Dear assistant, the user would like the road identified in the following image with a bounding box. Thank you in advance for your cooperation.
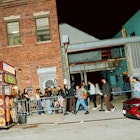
[0,96,140,140]
[0,117,140,140]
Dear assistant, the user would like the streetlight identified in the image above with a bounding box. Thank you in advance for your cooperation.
[62,35,71,88]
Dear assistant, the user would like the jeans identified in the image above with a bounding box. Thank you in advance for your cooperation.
[46,99,52,114]
[25,100,30,115]
[76,99,88,112]
[134,92,140,98]
[36,100,43,115]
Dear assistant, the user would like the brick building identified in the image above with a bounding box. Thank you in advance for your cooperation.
[0,0,64,93]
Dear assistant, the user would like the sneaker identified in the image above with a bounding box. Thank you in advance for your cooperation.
[88,105,91,108]
[105,110,111,113]
[85,111,89,114]
[92,107,98,110]
[111,107,116,112]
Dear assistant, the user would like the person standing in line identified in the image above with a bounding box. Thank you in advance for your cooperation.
[68,85,76,113]
[75,85,89,114]
[88,81,97,110]
[95,83,101,107]
[35,88,44,115]
[131,77,140,98]
[101,78,115,113]
[44,87,53,114]
[123,76,132,99]
[63,84,69,112]
[57,86,68,115]
[23,88,30,115]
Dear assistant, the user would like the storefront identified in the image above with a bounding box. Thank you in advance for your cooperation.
[69,39,140,93]
[0,61,18,128]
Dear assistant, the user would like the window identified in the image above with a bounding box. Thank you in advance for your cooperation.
[7,21,21,46]
[36,17,51,42]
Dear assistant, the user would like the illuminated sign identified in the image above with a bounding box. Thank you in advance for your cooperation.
[3,62,15,75]
[4,74,16,84]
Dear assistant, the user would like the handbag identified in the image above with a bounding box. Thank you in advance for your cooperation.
[82,92,87,99]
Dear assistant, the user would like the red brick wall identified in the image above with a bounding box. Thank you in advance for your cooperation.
[0,0,64,93]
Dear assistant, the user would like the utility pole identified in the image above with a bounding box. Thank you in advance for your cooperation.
[62,35,71,88]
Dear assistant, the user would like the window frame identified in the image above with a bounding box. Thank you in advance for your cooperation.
[6,20,21,46]
[35,16,51,42]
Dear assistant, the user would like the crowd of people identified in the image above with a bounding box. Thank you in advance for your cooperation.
[17,77,119,116]
[16,75,140,117]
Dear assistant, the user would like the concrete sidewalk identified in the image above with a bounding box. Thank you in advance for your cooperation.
[24,95,126,126]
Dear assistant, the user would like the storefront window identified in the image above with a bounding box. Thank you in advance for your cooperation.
[7,21,21,46]
[36,17,51,42]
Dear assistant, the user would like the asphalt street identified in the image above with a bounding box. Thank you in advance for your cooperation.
[0,96,140,140]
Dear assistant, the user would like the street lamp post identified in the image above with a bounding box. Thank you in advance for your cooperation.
[62,35,71,88]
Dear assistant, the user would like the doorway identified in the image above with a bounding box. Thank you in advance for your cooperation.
[87,71,103,87]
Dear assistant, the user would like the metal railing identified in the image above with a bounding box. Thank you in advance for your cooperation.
[18,96,76,116]
[111,90,133,95]
[17,91,133,117]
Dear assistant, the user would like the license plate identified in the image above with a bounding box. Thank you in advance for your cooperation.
[123,110,126,114]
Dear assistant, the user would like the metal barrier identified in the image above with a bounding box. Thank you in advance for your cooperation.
[111,90,133,95]
[18,96,76,116]
[17,91,132,118]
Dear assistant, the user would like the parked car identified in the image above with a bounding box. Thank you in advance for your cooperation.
[123,98,140,120]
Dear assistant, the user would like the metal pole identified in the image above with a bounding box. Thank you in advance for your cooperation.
[64,43,71,88]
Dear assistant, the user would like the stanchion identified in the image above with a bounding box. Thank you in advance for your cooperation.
[99,95,105,111]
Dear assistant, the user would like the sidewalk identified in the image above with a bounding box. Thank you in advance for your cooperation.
[25,96,126,126]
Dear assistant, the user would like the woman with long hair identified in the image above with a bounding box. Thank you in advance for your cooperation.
[131,77,140,98]
[57,86,68,115]
[35,88,44,115]
[44,87,53,114]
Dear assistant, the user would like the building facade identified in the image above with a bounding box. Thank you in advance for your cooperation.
[0,0,64,93]
[114,10,140,38]
[59,23,140,92]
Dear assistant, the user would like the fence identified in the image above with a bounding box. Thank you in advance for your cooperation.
[18,90,133,115]
[18,96,76,116]
[111,90,133,95]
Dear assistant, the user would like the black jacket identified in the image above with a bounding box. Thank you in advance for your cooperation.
[102,82,111,96]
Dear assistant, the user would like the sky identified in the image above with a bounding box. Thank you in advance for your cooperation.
[56,0,140,39]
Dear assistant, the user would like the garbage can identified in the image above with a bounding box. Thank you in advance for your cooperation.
[18,113,27,124]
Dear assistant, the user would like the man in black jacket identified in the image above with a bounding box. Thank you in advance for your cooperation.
[101,78,115,113]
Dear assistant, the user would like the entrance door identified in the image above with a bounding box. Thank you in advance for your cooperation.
[87,71,103,85]
[70,73,81,87]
